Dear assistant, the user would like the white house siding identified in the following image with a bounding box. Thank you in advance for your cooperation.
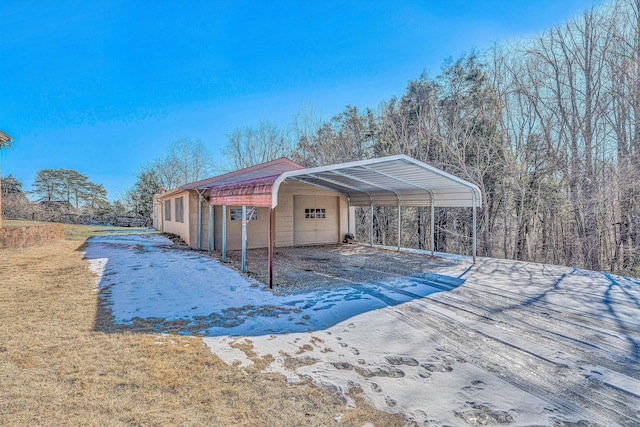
[207,181,351,251]
[213,205,270,251]
[161,191,191,244]
[189,191,213,250]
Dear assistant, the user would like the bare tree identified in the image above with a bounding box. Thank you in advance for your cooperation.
[223,120,293,170]
[142,137,216,190]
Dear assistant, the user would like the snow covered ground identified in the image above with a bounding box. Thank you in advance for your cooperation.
[85,233,640,426]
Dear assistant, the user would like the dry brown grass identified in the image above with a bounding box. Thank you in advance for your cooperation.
[0,226,411,426]
[3,219,152,241]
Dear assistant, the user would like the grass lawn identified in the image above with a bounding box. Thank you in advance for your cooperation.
[0,223,406,426]
[2,219,153,241]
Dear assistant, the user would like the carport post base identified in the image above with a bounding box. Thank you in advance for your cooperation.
[241,205,247,273]
[268,208,275,289]
[222,205,227,262]
[208,203,213,254]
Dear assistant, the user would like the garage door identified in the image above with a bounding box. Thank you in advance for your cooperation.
[293,196,339,245]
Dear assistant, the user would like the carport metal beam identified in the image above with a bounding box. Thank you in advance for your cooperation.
[268,154,482,264]
[222,205,227,262]
[327,169,403,251]
[241,205,247,273]
[297,174,374,205]
[360,165,437,255]
[268,208,275,288]
[208,204,213,254]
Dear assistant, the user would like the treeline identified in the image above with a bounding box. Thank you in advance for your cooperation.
[221,0,640,276]
[1,170,134,224]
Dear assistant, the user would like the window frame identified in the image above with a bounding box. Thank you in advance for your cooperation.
[175,196,184,223]
[164,199,171,221]
[304,208,326,219]
[230,208,258,221]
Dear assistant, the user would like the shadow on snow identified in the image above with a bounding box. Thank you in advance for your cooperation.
[83,234,465,338]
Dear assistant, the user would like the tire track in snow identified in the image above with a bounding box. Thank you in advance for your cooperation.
[401,275,640,375]
[387,293,639,426]
[304,264,640,424]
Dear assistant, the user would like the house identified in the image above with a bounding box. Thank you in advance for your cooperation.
[153,155,482,288]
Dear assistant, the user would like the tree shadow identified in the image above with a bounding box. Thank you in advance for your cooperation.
[603,273,640,360]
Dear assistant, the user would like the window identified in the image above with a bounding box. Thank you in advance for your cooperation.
[230,208,257,221]
[175,197,184,223]
[164,200,171,221]
[304,208,326,219]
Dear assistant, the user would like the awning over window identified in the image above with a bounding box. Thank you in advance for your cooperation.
[207,175,278,207]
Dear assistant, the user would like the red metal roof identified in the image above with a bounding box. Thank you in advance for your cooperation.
[181,158,303,191]
[207,174,279,207]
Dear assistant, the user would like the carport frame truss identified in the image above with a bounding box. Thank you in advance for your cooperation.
[208,155,482,289]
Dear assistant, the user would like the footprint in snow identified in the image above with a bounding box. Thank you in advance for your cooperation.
[354,365,405,378]
[385,355,419,366]
[349,347,360,355]
[461,380,486,396]
[420,363,453,373]
[332,362,352,370]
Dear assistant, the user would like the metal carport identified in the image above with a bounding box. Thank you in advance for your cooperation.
[204,155,482,289]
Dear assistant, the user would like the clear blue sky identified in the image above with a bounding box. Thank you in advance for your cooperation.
[0,0,596,200]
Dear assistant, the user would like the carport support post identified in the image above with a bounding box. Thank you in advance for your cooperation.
[268,208,275,289]
[222,205,227,262]
[397,202,401,251]
[370,203,374,246]
[430,202,435,257]
[208,203,213,254]
[241,205,247,273]
[472,204,477,263]
[197,191,203,249]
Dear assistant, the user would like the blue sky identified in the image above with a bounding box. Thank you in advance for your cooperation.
[0,0,595,200]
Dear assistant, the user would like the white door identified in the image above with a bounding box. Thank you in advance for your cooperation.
[293,196,338,245]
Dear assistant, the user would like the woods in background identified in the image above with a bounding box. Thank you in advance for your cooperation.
[222,0,640,276]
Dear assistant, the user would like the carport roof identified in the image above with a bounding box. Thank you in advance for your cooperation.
[203,155,481,208]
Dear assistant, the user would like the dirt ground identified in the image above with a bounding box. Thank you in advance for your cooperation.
[221,244,457,293]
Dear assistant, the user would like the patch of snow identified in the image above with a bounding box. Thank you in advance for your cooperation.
[84,233,640,426]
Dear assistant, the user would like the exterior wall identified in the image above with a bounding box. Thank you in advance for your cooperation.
[190,190,213,250]
[209,181,349,250]
[160,190,191,244]
[275,181,349,247]
[162,181,351,251]
[213,205,270,251]
[0,224,64,249]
